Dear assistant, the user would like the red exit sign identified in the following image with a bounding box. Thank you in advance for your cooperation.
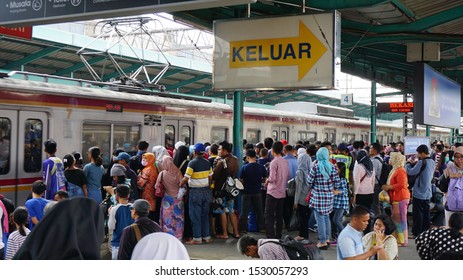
[106,103,123,112]
[377,102,414,113]
[0,26,32,39]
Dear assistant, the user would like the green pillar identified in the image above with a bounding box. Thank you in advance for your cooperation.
[450,129,455,144]
[426,125,431,137]
[370,81,377,144]
[233,91,244,169]
[457,129,461,143]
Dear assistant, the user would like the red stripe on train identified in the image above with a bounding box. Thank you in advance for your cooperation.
[0,177,42,186]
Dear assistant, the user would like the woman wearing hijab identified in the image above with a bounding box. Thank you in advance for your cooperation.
[307,147,341,249]
[173,145,193,242]
[353,149,376,228]
[155,157,185,239]
[131,232,190,260]
[137,153,158,222]
[294,148,312,241]
[439,146,463,226]
[14,197,104,259]
[152,146,170,170]
[381,152,410,246]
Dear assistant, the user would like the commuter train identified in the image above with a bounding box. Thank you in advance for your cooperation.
[0,73,450,204]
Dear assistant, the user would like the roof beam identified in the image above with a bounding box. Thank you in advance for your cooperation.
[186,85,212,95]
[342,6,463,33]
[165,74,210,91]
[53,56,106,76]
[342,33,463,49]
[252,91,286,103]
[390,0,415,19]
[3,46,61,70]
[285,0,390,10]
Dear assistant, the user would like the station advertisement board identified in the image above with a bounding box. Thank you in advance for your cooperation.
[0,0,256,26]
[0,26,32,39]
[213,12,341,90]
[404,136,430,156]
[414,63,461,129]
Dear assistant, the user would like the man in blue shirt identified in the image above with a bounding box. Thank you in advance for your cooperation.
[337,205,383,260]
[283,145,297,230]
[42,139,66,200]
[108,184,133,260]
[239,149,267,233]
[25,181,49,230]
[406,144,434,238]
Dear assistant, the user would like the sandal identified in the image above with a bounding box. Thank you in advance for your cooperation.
[215,235,229,239]
[185,240,202,245]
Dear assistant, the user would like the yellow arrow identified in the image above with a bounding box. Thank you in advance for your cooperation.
[229,20,328,81]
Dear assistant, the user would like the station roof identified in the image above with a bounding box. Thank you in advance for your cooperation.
[0,0,462,121]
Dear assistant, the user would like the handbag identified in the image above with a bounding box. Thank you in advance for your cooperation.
[154,173,165,198]
[286,178,296,197]
[220,158,240,198]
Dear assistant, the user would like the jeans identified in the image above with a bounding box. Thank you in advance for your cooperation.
[67,182,84,198]
[240,193,265,232]
[313,209,331,243]
[332,208,345,237]
[412,197,430,237]
[265,194,285,239]
[189,187,211,241]
[111,246,119,260]
[88,188,102,204]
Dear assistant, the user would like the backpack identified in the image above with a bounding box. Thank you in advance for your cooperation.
[374,157,392,186]
[264,235,324,260]
[446,166,463,211]
[407,158,428,189]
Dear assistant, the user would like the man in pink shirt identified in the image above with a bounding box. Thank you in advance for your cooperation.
[264,141,290,239]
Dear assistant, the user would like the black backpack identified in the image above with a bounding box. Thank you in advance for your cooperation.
[265,235,324,260]
[374,157,392,186]
[407,158,428,189]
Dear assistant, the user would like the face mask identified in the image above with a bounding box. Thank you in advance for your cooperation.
[141,159,148,166]
[445,157,450,163]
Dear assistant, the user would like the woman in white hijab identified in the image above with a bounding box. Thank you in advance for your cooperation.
[152,146,170,170]
[131,232,190,260]
[294,148,312,241]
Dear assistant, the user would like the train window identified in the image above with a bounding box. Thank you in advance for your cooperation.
[24,119,42,173]
[272,130,278,141]
[211,127,228,143]
[281,131,287,141]
[181,126,191,146]
[324,129,336,144]
[385,133,394,144]
[341,133,355,144]
[0,118,11,175]
[377,135,384,145]
[298,131,317,143]
[114,125,140,153]
[246,129,260,144]
[82,124,111,167]
[165,125,175,150]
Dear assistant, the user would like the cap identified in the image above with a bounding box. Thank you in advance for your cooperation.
[337,143,348,152]
[115,152,130,162]
[110,163,126,177]
[132,199,150,215]
[194,143,205,153]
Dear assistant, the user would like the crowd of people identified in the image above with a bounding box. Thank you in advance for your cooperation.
[2,137,463,260]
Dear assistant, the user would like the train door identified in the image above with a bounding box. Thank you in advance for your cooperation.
[323,128,336,144]
[163,119,194,150]
[0,110,47,205]
[271,126,289,141]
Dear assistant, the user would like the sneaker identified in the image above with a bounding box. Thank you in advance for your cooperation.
[309,227,317,233]
[329,240,337,245]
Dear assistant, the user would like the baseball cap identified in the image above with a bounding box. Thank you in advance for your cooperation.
[110,163,126,177]
[337,143,348,152]
[115,152,131,162]
[194,143,205,153]
[131,199,150,215]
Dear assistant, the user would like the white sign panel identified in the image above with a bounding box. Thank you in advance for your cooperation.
[213,12,340,91]
[404,136,430,156]
[340,94,353,106]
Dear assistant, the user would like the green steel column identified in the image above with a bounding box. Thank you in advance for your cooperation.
[426,125,431,137]
[370,81,377,144]
[450,129,455,144]
[233,91,244,169]
[457,129,461,143]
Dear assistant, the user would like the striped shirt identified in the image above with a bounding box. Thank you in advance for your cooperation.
[185,156,212,188]
[5,228,30,260]
[258,239,290,260]
[307,161,341,215]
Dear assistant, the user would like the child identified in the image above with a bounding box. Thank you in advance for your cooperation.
[332,162,350,241]
[5,207,30,259]
[25,180,49,230]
